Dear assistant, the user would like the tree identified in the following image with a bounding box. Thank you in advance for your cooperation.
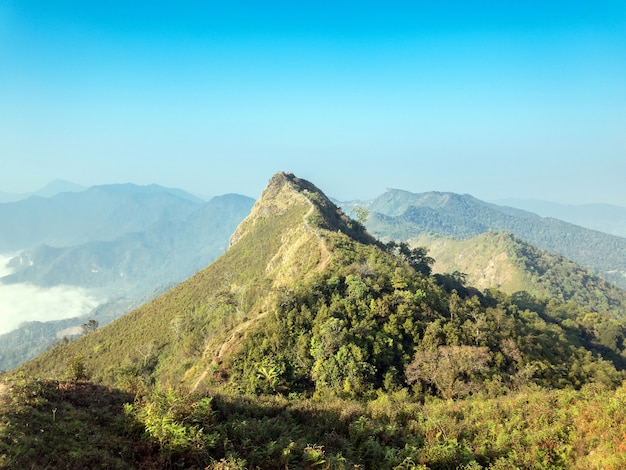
[406,345,491,399]
[81,319,99,335]
[68,355,89,381]
[353,206,370,225]
[385,241,434,276]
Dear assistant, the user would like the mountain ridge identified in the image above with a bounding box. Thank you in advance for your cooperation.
[494,198,626,237]
[0,179,86,203]
[342,189,626,289]
[0,183,204,251]
[15,172,364,387]
[16,172,626,392]
[6,172,626,469]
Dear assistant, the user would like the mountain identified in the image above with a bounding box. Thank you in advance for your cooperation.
[4,172,626,468]
[344,189,626,290]
[31,179,87,198]
[16,173,626,390]
[0,179,86,203]
[15,173,374,385]
[413,231,626,315]
[0,193,254,370]
[494,198,626,238]
[0,183,204,251]
[2,193,254,297]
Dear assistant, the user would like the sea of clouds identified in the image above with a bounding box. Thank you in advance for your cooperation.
[0,254,101,335]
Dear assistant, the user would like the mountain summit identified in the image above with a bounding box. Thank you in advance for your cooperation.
[7,173,626,469]
[19,172,374,389]
[228,172,374,284]
[19,172,626,399]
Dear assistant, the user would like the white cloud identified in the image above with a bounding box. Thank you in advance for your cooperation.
[0,254,15,278]
[0,253,102,335]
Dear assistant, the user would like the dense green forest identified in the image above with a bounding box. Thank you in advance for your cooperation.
[2,173,626,468]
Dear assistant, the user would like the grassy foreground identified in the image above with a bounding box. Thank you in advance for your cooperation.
[1,374,625,469]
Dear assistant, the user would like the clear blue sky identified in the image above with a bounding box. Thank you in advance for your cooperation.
[1,1,625,204]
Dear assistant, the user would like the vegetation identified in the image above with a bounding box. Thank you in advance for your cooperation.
[412,231,626,315]
[3,172,626,468]
[357,189,626,290]
[2,375,626,469]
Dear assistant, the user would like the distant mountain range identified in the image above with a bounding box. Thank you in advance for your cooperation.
[340,189,626,290]
[2,192,254,297]
[0,179,86,203]
[494,198,626,238]
[0,183,206,251]
[0,183,254,370]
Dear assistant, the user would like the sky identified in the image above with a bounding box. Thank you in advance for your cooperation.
[1,1,625,204]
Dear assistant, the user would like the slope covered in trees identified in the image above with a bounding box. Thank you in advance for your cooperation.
[344,189,626,289]
[4,173,626,468]
[413,231,626,315]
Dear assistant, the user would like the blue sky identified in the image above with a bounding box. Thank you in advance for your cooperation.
[1,1,625,203]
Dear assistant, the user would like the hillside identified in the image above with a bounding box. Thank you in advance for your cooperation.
[412,231,626,315]
[344,189,626,289]
[6,172,626,468]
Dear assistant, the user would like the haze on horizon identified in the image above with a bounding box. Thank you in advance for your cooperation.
[1,1,625,205]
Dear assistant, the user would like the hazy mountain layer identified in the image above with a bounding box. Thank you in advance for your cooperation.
[345,189,626,289]
[495,198,626,238]
[0,179,86,203]
[3,194,254,297]
[0,183,203,251]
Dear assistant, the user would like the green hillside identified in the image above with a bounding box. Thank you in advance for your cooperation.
[413,231,626,315]
[346,189,626,290]
[4,173,626,469]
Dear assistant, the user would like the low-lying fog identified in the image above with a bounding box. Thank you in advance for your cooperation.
[0,254,101,335]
